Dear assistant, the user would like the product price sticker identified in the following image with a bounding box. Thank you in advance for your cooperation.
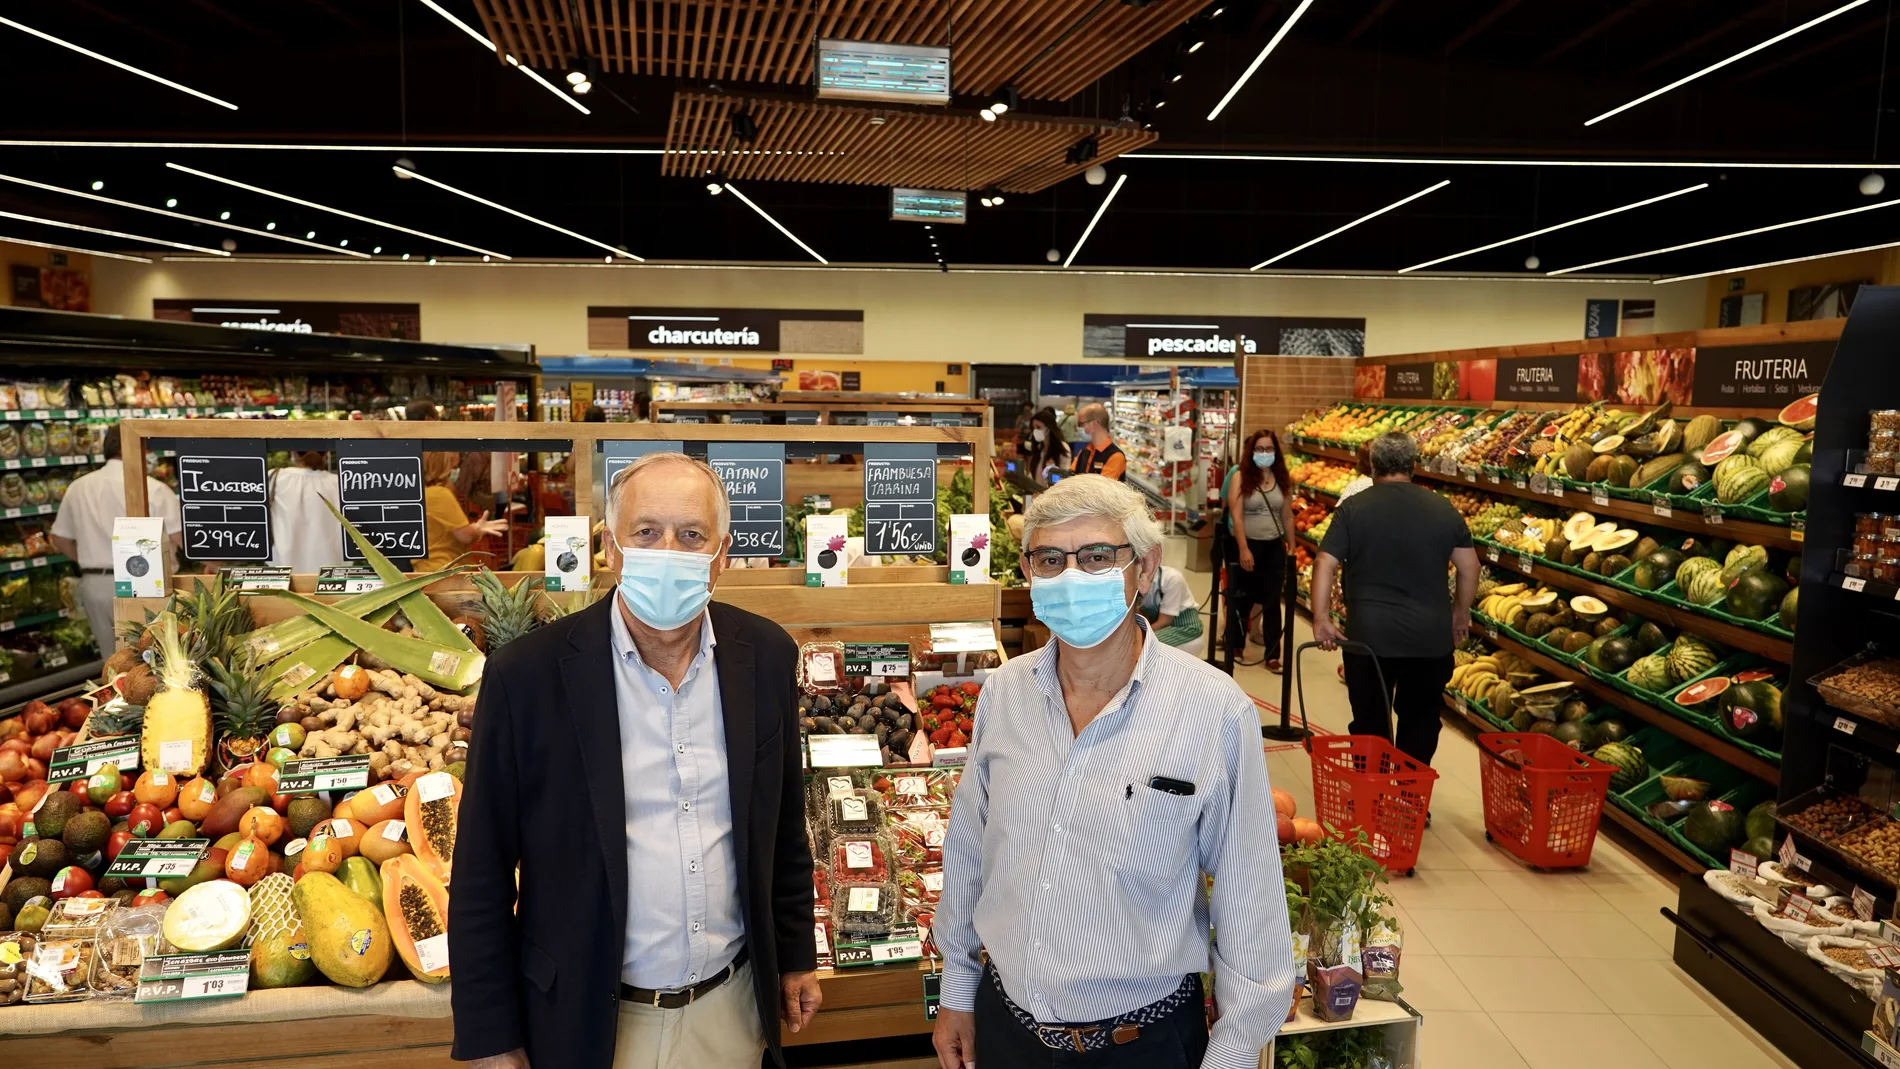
[1702,504,1724,526]
[1485,546,1500,563]
[1590,489,1609,506]
[1785,893,1814,923]
[106,838,208,880]
[1727,848,1757,878]
[922,969,942,1020]
[1511,476,1528,490]
[1650,494,1672,518]
[277,754,373,794]
[1846,473,1869,488]
[136,950,251,1003]
[1855,885,1877,921]
[1880,477,1900,492]
[1846,577,1869,593]
[1518,553,1535,573]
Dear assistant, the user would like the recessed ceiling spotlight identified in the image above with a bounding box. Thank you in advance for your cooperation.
[988,87,1019,116]
[373,246,382,253]
[1150,90,1167,110]
[572,80,592,95]
[566,71,587,85]
[1169,67,1184,84]
[482,254,490,261]
[604,255,612,262]
[1186,38,1205,53]
[1086,165,1108,186]
[402,252,411,260]
[219,210,230,219]
[1863,173,1887,196]
[221,238,236,251]
[90,180,103,190]
[165,197,178,207]
[980,107,997,122]
[1209,5,1224,16]
[266,221,276,230]
[338,239,348,247]
[306,230,316,239]
[394,157,415,175]
[0,171,370,257]
[427,257,437,265]
[979,195,993,207]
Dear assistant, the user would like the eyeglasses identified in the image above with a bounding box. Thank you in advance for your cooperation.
[1023,542,1134,578]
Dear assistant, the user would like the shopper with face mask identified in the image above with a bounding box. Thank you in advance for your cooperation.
[1022,405,1070,483]
[1069,402,1127,481]
[452,453,820,1069]
[1220,429,1295,671]
[933,475,1292,1069]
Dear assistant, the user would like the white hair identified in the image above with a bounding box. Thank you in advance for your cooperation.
[606,452,730,539]
[1022,474,1164,557]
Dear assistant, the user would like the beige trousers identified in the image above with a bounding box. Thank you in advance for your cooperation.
[612,963,766,1069]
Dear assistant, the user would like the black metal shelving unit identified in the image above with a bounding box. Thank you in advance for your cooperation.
[1667,286,1900,1069]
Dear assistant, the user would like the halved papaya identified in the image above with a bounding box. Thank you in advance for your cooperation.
[403,770,461,885]
[382,854,450,983]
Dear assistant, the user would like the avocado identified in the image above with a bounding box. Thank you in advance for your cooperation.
[1593,617,1623,637]
[2,876,52,915]
[1635,621,1671,653]
[61,810,110,855]
[159,857,227,897]
[14,837,68,879]
[33,791,83,841]
[287,796,330,840]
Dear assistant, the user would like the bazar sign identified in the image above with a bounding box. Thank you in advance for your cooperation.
[588,307,864,353]
[154,300,421,340]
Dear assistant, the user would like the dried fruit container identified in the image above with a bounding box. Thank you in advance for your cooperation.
[1811,651,1900,728]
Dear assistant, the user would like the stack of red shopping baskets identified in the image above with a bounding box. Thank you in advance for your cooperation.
[1308,735,1439,876]
[1477,733,1616,869]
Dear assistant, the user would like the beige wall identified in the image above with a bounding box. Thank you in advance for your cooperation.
[1700,247,1900,326]
[91,258,1701,364]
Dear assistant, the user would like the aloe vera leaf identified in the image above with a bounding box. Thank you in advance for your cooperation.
[322,498,478,654]
[277,591,485,691]
[239,568,471,665]
[262,605,402,699]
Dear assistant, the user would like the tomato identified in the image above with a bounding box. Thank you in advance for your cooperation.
[49,865,94,899]
[131,889,170,906]
[127,803,163,838]
[72,890,106,900]
[104,790,137,818]
[105,829,134,862]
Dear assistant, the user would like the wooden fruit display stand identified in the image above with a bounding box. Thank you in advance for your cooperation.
[1,418,996,1064]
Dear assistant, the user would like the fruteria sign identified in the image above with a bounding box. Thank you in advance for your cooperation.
[587,307,865,353]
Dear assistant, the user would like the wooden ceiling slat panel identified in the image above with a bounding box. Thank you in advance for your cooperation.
[664,90,1152,192]
[468,0,1202,99]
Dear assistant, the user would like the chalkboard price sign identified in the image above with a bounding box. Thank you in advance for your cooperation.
[177,441,271,562]
[863,443,938,555]
[707,442,786,558]
[336,442,427,561]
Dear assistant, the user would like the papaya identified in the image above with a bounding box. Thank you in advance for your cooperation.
[292,872,393,987]
[382,854,451,983]
[338,856,384,912]
[201,787,270,839]
[404,771,461,885]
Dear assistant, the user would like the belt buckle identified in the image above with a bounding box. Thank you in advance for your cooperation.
[1065,1025,1099,1053]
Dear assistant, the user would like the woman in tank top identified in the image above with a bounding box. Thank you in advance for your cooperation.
[1224,428,1295,671]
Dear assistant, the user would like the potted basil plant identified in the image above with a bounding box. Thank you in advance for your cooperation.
[1281,826,1392,1022]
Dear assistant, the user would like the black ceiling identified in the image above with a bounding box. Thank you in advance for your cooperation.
[2,0,1895,275]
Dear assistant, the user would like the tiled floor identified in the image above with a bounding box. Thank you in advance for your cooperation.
[1164,545,1799,1069]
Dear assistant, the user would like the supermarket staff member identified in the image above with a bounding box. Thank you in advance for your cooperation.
[1070,402,1127,481]
[49,426,182,656]
[934,475,1292,1069]
[453,452,820,1069]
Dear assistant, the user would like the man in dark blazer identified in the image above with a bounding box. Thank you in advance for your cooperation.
[451,452,821,1069]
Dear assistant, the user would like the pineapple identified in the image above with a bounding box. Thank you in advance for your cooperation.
[472,569,542,650]
[142,612,212,776]
[172,578,252,661]
[207,651,280,769]
[87,697,147,740]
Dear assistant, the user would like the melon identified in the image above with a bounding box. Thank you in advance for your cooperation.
[1676,556,1721,589]
[1662,775,1713,802]
[1591,435,1627,455]
[1778,394,1817,431]
[1725,680,1783,742]
[1757,439,1803,476]
[1595,718,1635,745]
[1562,512,1601,543]
[1728,570,1790,621]
[1627,654,1671,693]
[1550,720,1596,751]
[1675,676,1731,707]
[1684,415,1724,453]
[1746,426,1805,459]
[1607,456,1639,487]
[1591,528,1640,554]
[1699,430,1748,465]
[1684,569,1727,605]
[1745,801,1778,841]
[1570,595,1609,620]
[1733,416,1774,443]
[1778,587,1798,631]
[162,879,253,952]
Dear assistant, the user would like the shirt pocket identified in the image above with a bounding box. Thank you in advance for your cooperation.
[1138,785,1202,824]
[1111,787,1200,891]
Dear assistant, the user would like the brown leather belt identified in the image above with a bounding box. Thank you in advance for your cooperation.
[619,949,747,1010]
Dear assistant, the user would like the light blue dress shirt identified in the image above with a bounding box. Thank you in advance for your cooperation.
[935,618,1294,1069]
[611,606,745,990]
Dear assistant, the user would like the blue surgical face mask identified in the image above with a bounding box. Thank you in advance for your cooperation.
[1253,451,1276,469]
[612,540,714,631]
[1030,562,1135,649]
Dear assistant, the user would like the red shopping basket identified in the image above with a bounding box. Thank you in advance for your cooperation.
[1476,733,1615,869]
[1308,735,1439,876]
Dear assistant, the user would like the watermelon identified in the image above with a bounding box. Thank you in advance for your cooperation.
[1667,634,1720,683]
[1778,587,1798,631]
[1728,570,1790,621]
[1634,621,1670,653]
[1742,835,1775,861]
[1675,676,1731,707]
[1592,741,1647,792]
[1733,416,1774,442]
[1768,466,1810,512]
[1682,800,1745,856]
[1671,461,1709,494]
[1725,681,1783,742]
[1699,430,1748,465]
[1550,721,1597,751]
[1745,800,1778,840]
[1685,569,1727,605]
[1778,394,1818,431]
[1627,654,1671,693]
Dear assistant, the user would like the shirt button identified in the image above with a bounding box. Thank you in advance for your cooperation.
[692,922,702,932]
[1052,823,1062,832]
[689,972,699,982]
[689,861,700,873]
[1034,939,1042,949]
[677,743,687,753]
[1041,881,1050,890]
[682,801,692,812]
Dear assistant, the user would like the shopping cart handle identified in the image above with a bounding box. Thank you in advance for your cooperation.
[1294,639,1377,656]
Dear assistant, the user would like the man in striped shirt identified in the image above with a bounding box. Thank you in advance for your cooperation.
[933,475,1293,1069]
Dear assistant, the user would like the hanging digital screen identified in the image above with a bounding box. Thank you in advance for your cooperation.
[816,40,952,105]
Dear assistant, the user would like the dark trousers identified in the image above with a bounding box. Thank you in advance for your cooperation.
[975,971,1208,1069]
[1343,651,1456,766]
[1225,536,1286,655]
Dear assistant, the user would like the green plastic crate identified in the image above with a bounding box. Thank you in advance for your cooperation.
[1607,637,1725,706]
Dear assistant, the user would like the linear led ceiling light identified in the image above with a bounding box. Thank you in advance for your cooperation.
[167,162,510,259]
[1206,0,1317,121]
[391,164,637,260]
[0,209,230,255]
[1064,173,1129,268]
[1549,196,1900,275]
[720,182,826,265]
[1252,179,1449,270]
[1126,151,1900,170]
[0,172,371,257]
[408,0,590,115]
[1586,0,1871,126]
[1400,183,1708,273]
[1654,238,1900,284]
[0,235,151,263]
[0,15,237,110]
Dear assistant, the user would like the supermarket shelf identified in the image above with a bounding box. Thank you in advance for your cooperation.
[0,502,58,520]
[1775,817,1896,894]
[1296,482,1339,500]
[1415,465,1800,552]
[1289,441,1361,464]
[1476,543,1794,663]
[1,453,102,472]
[1439,693,1709,874]
[0,607,72,635]
[0,658,101,711]
[1827,572,1900,604]
[2,554,72,574]
[1470,625,1780,784]
[1839,472,1900,492]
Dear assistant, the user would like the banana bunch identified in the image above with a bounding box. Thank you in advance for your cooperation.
[1475,582,1561,630]
[1491,516,1560,554]
[1448,648,1539,714]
